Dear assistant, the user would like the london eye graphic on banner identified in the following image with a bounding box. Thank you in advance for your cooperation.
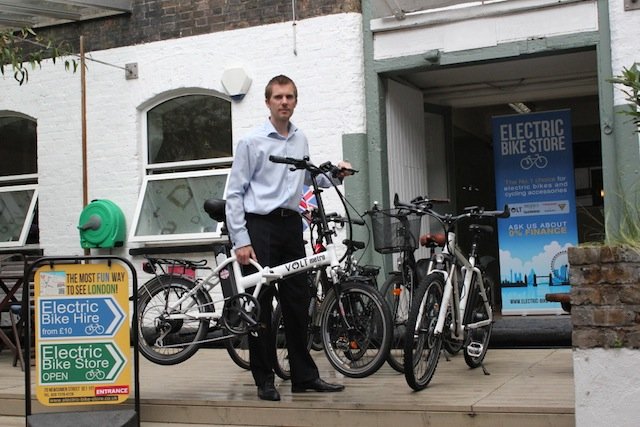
[492,109,578,315]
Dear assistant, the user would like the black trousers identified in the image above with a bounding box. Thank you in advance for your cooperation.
[244,212,319,387]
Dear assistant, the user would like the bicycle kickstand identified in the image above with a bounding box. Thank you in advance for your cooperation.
[481,362,490,375]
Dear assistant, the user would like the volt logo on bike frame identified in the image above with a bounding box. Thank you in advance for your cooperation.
[492,109,578,315]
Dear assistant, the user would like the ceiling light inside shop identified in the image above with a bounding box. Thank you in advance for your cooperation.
[508,102,531,114]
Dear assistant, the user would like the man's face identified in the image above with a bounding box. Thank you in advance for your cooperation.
[266,83,297,122]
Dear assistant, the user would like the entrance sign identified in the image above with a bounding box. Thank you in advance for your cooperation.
[35,263,131,406]
[493,110,578,315]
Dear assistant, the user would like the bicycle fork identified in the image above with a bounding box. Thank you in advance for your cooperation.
[461,266,493,358]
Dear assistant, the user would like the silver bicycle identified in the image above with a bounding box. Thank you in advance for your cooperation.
[402,198,509,390]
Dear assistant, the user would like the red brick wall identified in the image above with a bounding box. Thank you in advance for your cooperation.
[569,246,640,348]
[33,0,361,53]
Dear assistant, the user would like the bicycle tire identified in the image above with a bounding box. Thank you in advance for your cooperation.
[404,273,444,391]
[432,270,462,356]
[442,307,464,355]
[272,302,291,380]
[225,333,250,370]
[381,273,412,373]
[137,275,212,365]
[308,270,326,352]
[463,275,494,368]
[319,280,392,378]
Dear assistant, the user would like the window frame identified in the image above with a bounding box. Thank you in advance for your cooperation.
[128,169,230,244]
[141,91,234,171]
[0,184,38,248]
[130,91,234,245]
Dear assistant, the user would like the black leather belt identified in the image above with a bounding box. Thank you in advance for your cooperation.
[267,208,298,217]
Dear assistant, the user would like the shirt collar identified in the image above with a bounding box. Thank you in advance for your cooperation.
[261,119,298,139]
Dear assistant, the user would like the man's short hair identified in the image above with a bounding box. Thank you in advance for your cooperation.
[265,75,298,100]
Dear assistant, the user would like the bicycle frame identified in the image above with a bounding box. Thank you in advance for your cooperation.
[424,231,492,342]
[148,158,346,326]
[149,239,340,328]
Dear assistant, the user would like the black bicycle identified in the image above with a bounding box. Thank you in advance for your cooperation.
[272,210,379,380]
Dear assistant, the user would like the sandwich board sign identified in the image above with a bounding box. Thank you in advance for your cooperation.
[35,263,131,406]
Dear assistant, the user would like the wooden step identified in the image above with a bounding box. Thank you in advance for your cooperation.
[0,348,574,426]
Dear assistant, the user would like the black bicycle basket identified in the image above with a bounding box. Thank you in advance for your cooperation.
[369,209,421,254]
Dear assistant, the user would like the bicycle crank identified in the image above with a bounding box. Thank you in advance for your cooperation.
[222,293,260,335]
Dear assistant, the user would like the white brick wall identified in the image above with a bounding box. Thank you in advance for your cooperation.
[609,2,640,106]
[0,13,365,259]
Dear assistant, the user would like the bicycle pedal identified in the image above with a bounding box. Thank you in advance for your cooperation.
[467,341,483,357]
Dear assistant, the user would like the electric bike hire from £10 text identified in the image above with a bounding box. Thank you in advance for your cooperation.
[136,156,392,379]
[401,196,509,391]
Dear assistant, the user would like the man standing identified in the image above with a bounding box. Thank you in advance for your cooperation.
[225,75,349,401]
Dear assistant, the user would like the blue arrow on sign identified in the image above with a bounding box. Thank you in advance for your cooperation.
[38,296,126,340]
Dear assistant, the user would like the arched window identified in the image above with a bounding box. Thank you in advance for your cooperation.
[146,95,232,169]
[0,113,39,248]
[130,93,232,244]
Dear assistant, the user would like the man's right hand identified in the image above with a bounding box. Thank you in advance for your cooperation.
[235,245,256,265]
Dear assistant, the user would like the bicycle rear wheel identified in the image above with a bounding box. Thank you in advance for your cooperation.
[320,280,392,378]
[404,273,444,391]
[225,333,250,370]
[381,273,412,373]
[463,275,494,368]
[137,275,212,365]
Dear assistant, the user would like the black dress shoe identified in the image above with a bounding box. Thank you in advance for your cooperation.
[291,378,345,393]
[257,382,281,401]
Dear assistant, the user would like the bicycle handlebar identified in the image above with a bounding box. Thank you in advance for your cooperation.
[323,212,365,226]
[391,193,510,223]
[391,193,450,212]
[428,203,511,224]
[269,155,359,178]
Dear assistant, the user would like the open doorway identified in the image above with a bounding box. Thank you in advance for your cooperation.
[385,48,603,311]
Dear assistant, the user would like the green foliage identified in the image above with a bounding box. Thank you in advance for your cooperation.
[0,27,78,85]
[609,186,640,250]
[605,65,640,248]
[609,64,640,132]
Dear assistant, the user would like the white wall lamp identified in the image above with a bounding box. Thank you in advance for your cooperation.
[221,67,252,101]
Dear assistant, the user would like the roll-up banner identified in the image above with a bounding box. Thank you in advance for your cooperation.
[493,109,577,315]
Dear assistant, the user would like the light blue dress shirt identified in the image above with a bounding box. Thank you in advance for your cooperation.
[225,119,336,249]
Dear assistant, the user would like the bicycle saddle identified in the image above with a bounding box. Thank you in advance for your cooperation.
[420,233,446,247]
[204,198,226,222]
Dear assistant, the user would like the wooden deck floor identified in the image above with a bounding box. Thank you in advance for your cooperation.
[0,346,574,426]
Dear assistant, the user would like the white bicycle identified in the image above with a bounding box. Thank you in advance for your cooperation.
[136,156,392,378]
[402,197,509,390]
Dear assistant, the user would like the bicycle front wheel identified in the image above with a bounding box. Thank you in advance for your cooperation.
[463,275,495,368]
[271,302,291,380]
[404,273,444,391]
[137,275,212,365]
[381,273,412,373]
[225,333,250,370]
[320,280,392,378]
